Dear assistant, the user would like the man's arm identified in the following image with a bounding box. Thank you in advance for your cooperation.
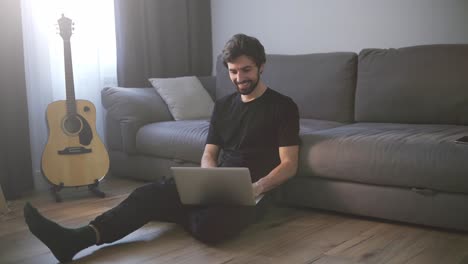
[201,144,220,168]
[252,145,299,197]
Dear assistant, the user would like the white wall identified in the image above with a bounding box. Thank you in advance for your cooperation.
[211,0,468,64]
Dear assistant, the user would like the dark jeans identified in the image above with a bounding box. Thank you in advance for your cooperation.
[90,179,268,245]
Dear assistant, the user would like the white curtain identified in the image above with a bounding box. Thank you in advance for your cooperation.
[21,0,117,190]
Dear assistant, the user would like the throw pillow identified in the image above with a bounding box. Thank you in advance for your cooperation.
[149,76,214,121]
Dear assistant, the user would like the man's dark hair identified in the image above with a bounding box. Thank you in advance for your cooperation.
[222,34,266,68]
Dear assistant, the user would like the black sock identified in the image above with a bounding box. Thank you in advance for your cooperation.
[24,202,96,263]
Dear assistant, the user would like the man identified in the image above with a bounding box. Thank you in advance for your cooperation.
[24,33,300,263]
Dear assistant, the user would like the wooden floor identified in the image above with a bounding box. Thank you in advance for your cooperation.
[1,178,468,264]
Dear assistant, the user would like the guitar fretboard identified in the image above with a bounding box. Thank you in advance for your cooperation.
[63,39,77,115]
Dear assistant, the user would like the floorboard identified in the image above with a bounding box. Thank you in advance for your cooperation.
[1,177,467,264]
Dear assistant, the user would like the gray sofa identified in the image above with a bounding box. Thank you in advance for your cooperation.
[102,44,468,231]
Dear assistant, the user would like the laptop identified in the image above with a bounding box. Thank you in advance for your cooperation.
[171,167,263,206]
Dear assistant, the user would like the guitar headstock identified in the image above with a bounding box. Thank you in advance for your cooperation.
[57,14,73,41]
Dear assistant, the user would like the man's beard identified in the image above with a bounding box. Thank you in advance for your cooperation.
[234,70,261,95]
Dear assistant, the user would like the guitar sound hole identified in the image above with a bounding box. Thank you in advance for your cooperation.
[63,115,82,135]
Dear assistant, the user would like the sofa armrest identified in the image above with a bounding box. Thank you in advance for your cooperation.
[101,87,173,154]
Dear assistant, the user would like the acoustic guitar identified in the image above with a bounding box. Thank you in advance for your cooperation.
[41,15,109,200]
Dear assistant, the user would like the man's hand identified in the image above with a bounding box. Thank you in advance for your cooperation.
[252,181,264,198]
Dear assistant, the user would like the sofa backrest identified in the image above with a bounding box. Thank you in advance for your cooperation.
[216,53,358,123]
[197,76,216,101]
[355,44,468,125]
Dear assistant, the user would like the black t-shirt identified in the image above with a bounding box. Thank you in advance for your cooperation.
[206,88,300,182]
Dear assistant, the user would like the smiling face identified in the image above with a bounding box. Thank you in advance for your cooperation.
[227,55,264,95]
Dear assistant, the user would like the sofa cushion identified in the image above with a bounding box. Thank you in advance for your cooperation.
[216,53,358,122]
[299,118,346,135]
[136,118,345,165]
[355,44,468,125]
[136,120,210,163]
[298,122,468,194]
[149,76,214,121]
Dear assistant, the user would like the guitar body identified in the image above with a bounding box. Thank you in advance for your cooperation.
[41,99,109,187]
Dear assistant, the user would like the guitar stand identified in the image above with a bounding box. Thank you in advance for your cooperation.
[51,180,106,203]
[51,183,65,203]
[88,179,106,198]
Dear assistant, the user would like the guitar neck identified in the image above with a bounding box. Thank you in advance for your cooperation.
[63,40,77,114]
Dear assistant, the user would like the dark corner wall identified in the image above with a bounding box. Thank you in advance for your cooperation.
[0,0,34,199]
